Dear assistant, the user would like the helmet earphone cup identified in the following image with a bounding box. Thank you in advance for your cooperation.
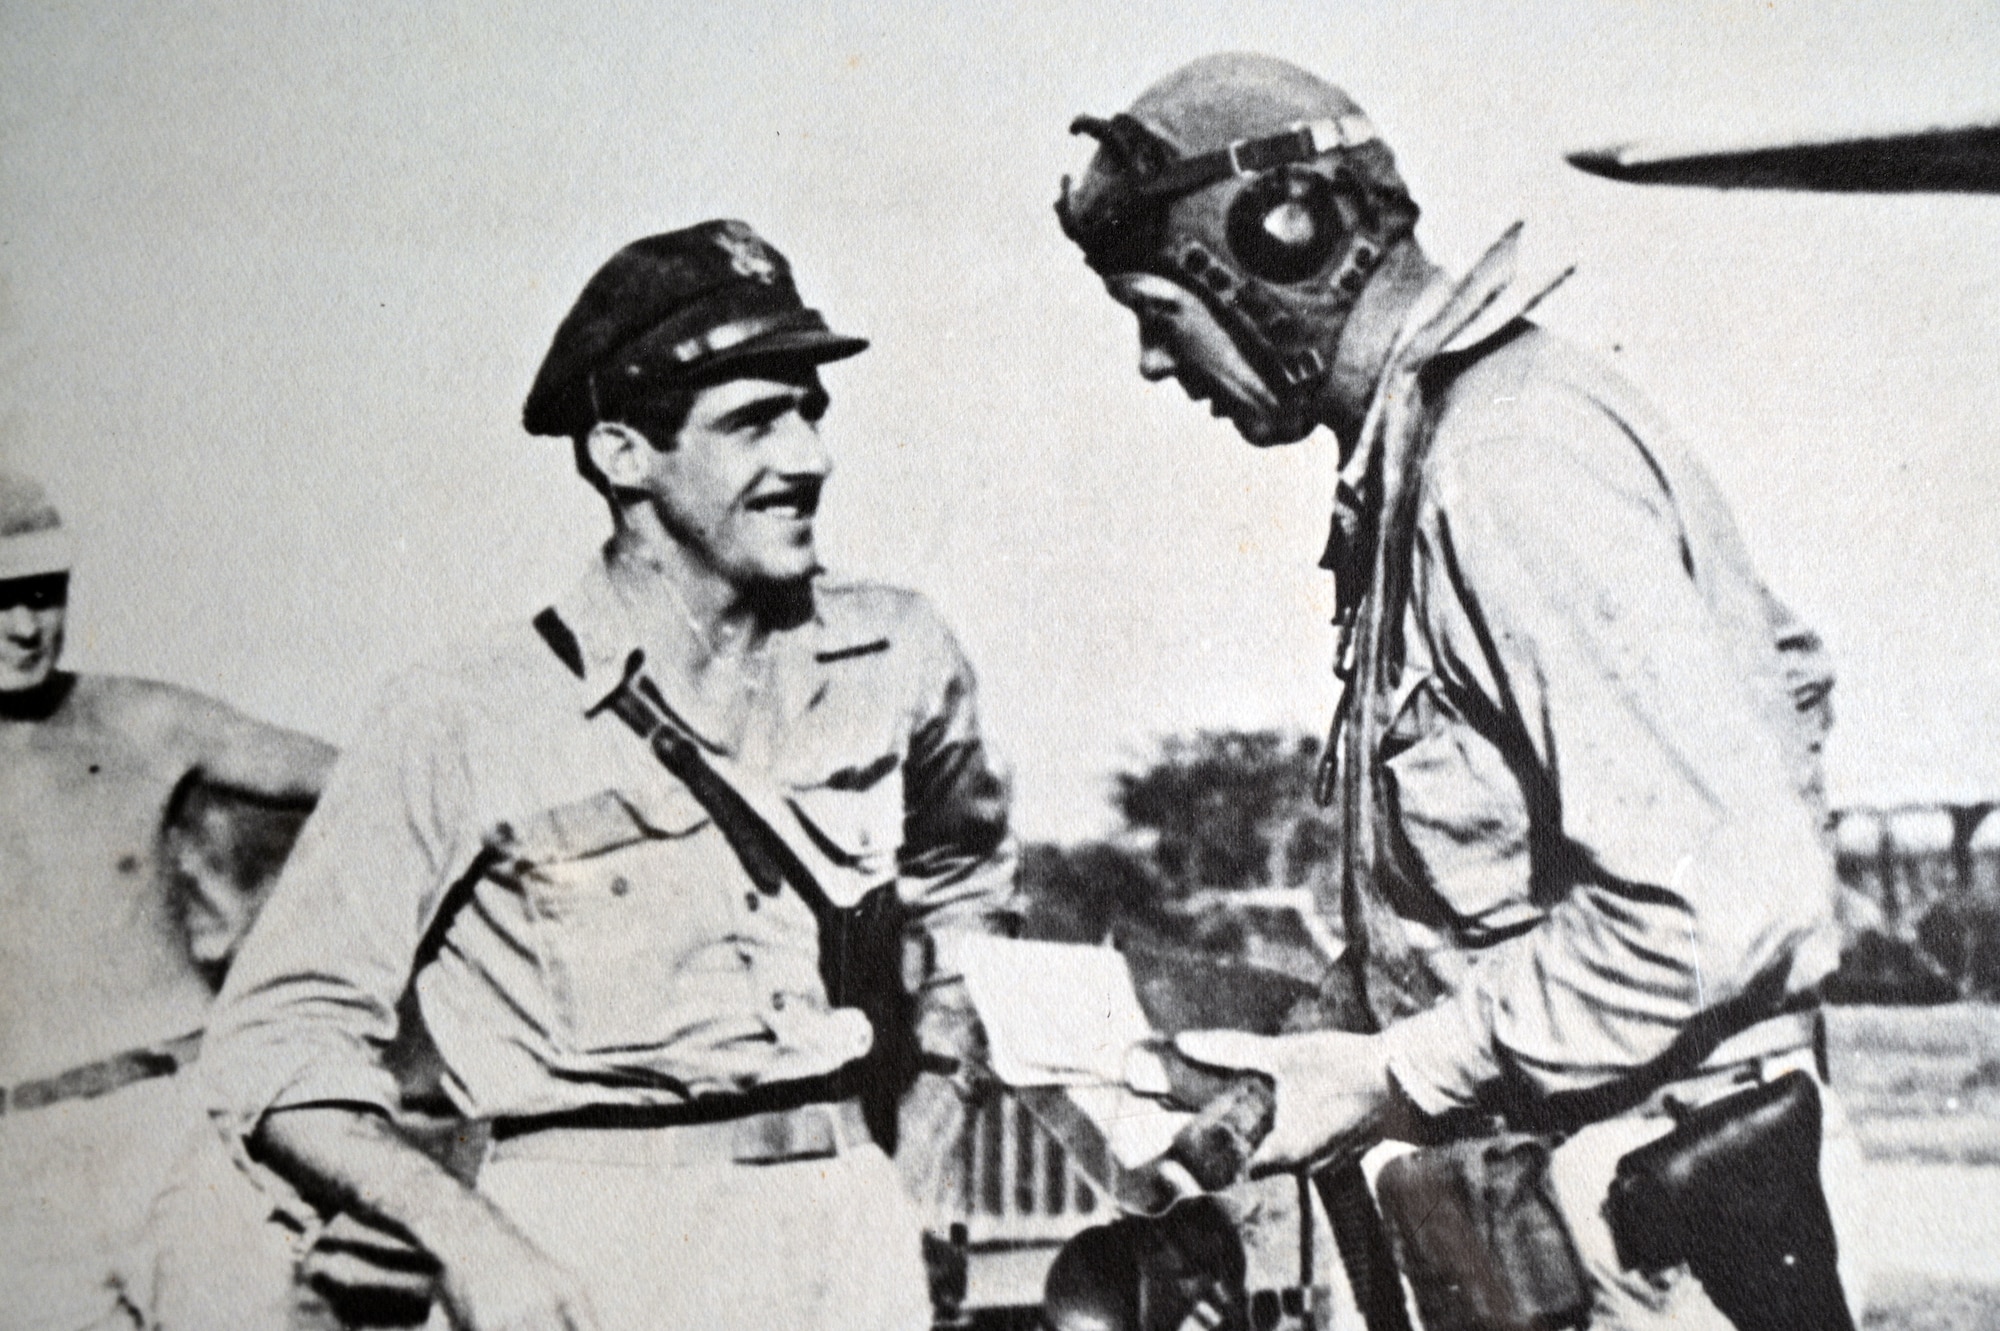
[1223,163,1376,286]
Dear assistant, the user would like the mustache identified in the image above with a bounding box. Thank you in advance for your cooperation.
[742,478,824,517]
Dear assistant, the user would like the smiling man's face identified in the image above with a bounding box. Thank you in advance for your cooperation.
[638,372,833,589]
[1105,272,1295,447]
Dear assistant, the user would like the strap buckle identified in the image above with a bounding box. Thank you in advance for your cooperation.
[1308,114,1376,154]
[732,1103,845,1164]
[1224,116,1377,177]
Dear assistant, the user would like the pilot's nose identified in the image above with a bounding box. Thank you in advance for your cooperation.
[774,413,833,481]
[1138,343,1178,383]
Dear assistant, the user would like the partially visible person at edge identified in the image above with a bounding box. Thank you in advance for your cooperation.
[197,219,1018,1331]
[1054,54,1864,1329]
[0,470,335,1331]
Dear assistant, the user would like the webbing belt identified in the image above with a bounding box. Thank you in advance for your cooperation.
[492,1100,872,1168]
[1702,1008,1821,1073]
[1630,1009,1826,1120]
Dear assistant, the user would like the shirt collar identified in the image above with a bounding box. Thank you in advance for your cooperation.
[539,556,887,730]
[1321,224,1574,592]
[1331,270,1456,526]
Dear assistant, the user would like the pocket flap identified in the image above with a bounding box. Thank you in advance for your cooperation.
[491,786,709,865]
[787,762,902,865]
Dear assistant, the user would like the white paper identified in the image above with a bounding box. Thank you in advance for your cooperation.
[957,937,1155,1087]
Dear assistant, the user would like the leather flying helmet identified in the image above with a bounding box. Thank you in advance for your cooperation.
[1058,54,1420,441]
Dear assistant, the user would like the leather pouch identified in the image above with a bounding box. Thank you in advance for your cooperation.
[1375,1133,1589,1331]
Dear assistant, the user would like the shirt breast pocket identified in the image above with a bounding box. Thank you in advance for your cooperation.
[784,751,904,909]
[494,786,717,1058]
[1378,673,1542,944]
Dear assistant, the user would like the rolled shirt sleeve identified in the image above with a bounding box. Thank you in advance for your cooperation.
[1381,418,1841,1113]
[200,677,475,1145]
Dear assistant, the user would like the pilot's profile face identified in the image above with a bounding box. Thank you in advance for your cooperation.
[0,573,68,693]
[1105,272,1292,448]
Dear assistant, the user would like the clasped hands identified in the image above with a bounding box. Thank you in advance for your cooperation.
[1165,1029,1397,1175]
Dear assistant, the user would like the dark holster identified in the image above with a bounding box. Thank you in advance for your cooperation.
[1374,1134,1590,1331]
[1604,1071,1855,1331]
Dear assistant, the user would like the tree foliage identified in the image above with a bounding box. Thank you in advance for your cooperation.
[1113,730,1334,894]
[1019,729,1343,957]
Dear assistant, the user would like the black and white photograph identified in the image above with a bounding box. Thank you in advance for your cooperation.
[3,3,1998,1329]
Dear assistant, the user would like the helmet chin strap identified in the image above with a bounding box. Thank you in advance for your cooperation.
[1164,236,1356,441]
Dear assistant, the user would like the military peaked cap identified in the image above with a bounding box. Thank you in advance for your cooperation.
[523,220,867,438]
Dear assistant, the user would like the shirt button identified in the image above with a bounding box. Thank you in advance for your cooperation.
[771,992,787,1011]
[745,892,760,912]
[610,877,631,897]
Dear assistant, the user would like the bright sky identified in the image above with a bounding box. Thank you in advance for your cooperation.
[3,1,1997,840]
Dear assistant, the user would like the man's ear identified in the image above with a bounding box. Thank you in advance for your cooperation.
[583,421,659,491]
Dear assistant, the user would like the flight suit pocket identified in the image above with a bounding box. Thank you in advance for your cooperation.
[496,788,716,1056]
[1378,673,1542,943]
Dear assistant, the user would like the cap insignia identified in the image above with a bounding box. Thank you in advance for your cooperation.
[716,225,779,284]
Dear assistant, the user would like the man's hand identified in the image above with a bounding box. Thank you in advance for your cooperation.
[1173,1029,1391,1173]
[428,1202,603,1331]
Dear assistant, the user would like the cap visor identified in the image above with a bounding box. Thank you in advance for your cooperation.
[696,327,869,380]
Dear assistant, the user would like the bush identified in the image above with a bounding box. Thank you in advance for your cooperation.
[1914,898,2000,1000]
[1114,731,1326,894]
[1017,841,1182,947]
[1822,931,1957,1006]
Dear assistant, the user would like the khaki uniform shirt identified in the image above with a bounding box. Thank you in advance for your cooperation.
[203,563,1016,1137]
[1328,237,1841,1117]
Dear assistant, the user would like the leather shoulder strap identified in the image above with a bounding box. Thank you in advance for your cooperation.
[530,605,840,925]
[532,606,585,679]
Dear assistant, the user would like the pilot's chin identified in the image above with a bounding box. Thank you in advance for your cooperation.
[1238,398,1318,448]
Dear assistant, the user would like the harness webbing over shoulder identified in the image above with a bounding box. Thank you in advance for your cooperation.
[1316,227,1561,1023]
[533,607,844,934]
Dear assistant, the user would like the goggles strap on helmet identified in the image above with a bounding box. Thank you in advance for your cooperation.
[1138,114,1380,201]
